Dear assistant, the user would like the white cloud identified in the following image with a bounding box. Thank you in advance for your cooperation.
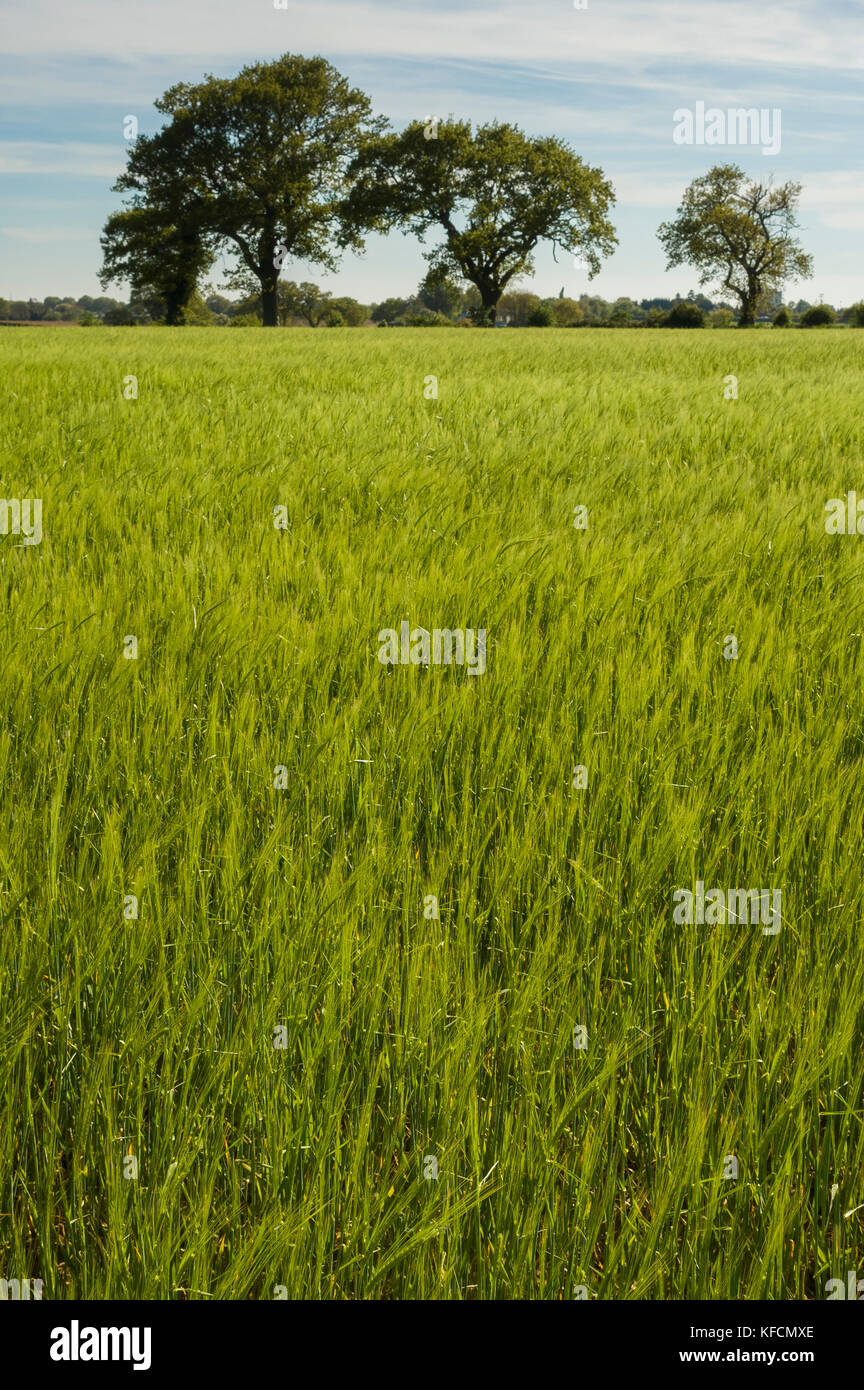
[2,0,862,71]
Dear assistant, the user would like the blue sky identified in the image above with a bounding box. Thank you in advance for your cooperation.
[2,0,863,305]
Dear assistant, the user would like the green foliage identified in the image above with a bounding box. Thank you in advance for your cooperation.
[664,301,705,328]
[371,297,409,324]
[417,266,463,319]
[277,281,332,326]
[100,207,214,325]
[181,290,217,326]
[327,296,368,326]
[658,165,813,326]
[527,304,555,326]
[497,290,540,326]
[346,119,617,324]
[552,297,584,326]
[800,304,836,327]
[773,307,793,327]
[398,311,454,326]
[102,304,139,326]
[112,54,387,325]
[77,296,122,316]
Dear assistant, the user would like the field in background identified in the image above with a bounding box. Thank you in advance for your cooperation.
[1,328,862,1299]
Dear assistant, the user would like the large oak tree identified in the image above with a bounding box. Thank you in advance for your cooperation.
[343,120,617,325]
[110,54,387,326]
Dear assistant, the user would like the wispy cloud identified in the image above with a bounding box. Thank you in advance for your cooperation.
[0,141,123,176]
[3,0,863,71]
[0,225,95,243]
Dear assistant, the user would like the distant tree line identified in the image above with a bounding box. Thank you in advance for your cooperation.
[4,286,863,328]
[0,295,131,324]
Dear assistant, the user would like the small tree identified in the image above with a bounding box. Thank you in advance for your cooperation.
[103,304,138,326]
[370,297,409,324]
[288,282,332,326]
[100,207,213,325]
[552,297,584,326]
[182,290,216,325]
[773,306,793,327]
[497,290,540,326]
[328,296,368,326]
[657,165,813,327]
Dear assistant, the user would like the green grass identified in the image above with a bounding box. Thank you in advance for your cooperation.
[1,325,862,1299]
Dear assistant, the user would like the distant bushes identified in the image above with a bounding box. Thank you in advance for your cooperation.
[663,301,705,327]
[401,311,454,326]
[800,304,836,327]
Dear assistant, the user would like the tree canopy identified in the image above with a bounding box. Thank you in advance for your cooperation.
[109,54,387,326]
[657,165,813,327]
[99,207,214,325]
[343,120,617,325]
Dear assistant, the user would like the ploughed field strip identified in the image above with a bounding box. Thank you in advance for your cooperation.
[0,327,862,1298]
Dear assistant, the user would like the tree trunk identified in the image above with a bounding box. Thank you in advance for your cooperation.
[164,294,186,327]
[261,284,278,327]
[164,278,193,326]
[739,279,758,326]
[480,288,499,327]
[258,225,279,327]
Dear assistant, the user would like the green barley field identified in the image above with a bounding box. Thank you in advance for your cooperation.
[1,326,862,1299]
